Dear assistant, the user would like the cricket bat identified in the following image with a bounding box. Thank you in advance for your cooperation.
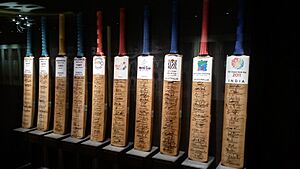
[70,13,88,138]
[53,14,69,135]
[22,26,35,129]
[37,16,51,131]
[90,11,107,142]
[134,6,155,151]
[111,8,130,147]
[160,0,183,156]
[188,0,213,162]
[221,0,250,168]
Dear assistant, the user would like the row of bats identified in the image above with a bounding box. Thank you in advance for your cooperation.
[21,0,249,168]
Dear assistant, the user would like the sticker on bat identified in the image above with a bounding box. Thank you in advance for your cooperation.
[74,57,86,77]
[93,56,105,75]
[193,57,213,82]
[24,57,34,75]
[114,56,129,80]
[39,57,49,75]
[225,55,250,84]
[56,57,67,77]
[137,56,153,80]
[164,54,182,81]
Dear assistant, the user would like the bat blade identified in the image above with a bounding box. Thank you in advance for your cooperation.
[188,55,213,162]
[134,55,154,151]
[160,54,183,156]
[37,56,51,131]
[90,55,107,141]
[22,56,35,128]
[53,14,68,135]
[221,55,250,168]
[111,55,130,146]
[71,57,88,138]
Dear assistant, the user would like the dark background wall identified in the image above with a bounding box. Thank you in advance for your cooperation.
[0,0,299,168]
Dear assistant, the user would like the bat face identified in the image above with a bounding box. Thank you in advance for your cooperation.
[53,56,68,134]
[221,54,250,168]
[22,56,35,129]
[90,55,107,141]
[134,55,154,151]
[37,56,51,131]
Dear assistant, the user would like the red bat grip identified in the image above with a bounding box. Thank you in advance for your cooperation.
[118,8,126,56]
[199,0,209,55]
[96,11,104,56]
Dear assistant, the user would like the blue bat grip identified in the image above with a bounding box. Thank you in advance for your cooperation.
[234,0,245,55]
[41,16,48,57]
[170,0,178,54]
[26,26,33,57]
[142,6,150,55]
[77,13,84,57]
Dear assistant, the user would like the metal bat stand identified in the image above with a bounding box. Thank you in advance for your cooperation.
[216,163,246,169]
[152,151,186,169]
[182,156,215,169]
[125,146,159,169]
[101,142,133,169]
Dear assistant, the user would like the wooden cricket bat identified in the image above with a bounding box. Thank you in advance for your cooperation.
[37,16,51,131]
[188,0,213,162]
[221,0,249,168]
[111,8,130,147]
[71,13,88,139]
[134,6,154,151]
[22,26,36,129]
[53,14,69,135]
[90,11,107,142]
[160,0,183,156]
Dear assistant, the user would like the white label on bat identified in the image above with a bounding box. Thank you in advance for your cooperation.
[114,56,129,79]
[163,54,182,81]
[55,57,67,77]
[93,56,106,75]
[24,57,34,75]
[225,55,250,84]
[137,55,154,80]
[39,57,49,75]
[74,57,86,77]
[193,56,213,82]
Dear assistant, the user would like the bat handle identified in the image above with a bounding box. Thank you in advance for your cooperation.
[96,11,104,56]
[199,0,209,55]
[170,0,178,54]
[41,16,48,57]
[118,8,126,56]
[77,13,84,57]
[58,14,66,56]
[26,26,33,57]
[142,6,150,55]
[234,0,245,55]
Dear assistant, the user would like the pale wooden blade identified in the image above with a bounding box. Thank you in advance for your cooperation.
[53,56,68,134]
[134,56,154,151]
[37,57,51,131]
[160,54,182,156]
[90,55,107,142]
[111,56,130,147]
[22,56,35,128]
[71,57,88,138]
